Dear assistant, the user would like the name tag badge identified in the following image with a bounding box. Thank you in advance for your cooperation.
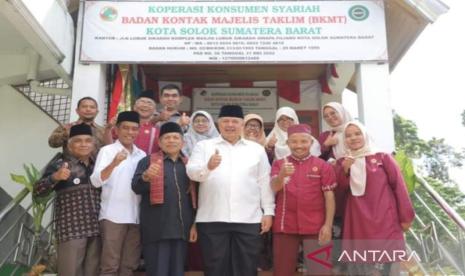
[307,166,321,178]
[370,158,382,172]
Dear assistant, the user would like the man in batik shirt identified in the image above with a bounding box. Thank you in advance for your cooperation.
[35,123,101,276]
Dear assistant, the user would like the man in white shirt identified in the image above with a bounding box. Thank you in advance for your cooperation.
[91,111,146,276]
[186,105,275,276]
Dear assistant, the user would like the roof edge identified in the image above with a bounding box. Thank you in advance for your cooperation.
[403,0,449,23]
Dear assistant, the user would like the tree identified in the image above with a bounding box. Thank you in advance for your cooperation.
[394,113,465,274]
[394,112,464,183]
[393,113,428,158]
[423,138,465,183]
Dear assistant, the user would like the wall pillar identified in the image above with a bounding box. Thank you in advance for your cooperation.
[70,1,107,124]
[356,63,395,152]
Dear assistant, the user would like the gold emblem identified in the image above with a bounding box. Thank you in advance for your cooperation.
[312,166,318,172]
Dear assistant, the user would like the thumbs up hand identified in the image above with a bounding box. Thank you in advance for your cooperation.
[112,149,128,167]
[267,133,278,149]
[324,132,339,147]
[52,162,71,182]
[105,116,117,130]
[279,157,295,179]
[342,156,354,174]
[143,159,162,182]
[207,149,222,171]
[158,110,170,122]
[179,112,190,128]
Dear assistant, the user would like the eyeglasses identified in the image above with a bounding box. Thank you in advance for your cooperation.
[245,124,261,129]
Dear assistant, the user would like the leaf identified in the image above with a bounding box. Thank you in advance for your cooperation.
[34,191,55,205]
[23,163,34,184]
[394,150,416,193]
[10,173,28,186]
[11,163,56,237]
[31,164,40,179]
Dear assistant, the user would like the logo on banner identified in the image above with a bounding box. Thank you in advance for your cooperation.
[349,5,369,21]
[100,6,118,22]
[306,243,333,269]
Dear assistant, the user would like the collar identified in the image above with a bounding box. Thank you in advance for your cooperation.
[158,109,181,117]
[162,152,184,162]
[114,140,142,156]
[64,153,95,166]
[214,135,247,146]
[289,153,312,162]
[140,121,155,127]
[171,111,181,117]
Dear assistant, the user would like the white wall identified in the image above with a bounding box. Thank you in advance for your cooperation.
[21,0,75,74]
[70,1,107,124]
[0,85,60,223]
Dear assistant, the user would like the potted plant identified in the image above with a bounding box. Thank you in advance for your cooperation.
[10,164,56,275]
[10,164,55,237]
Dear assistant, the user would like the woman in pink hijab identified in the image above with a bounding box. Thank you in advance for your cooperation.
[335,121,415,276]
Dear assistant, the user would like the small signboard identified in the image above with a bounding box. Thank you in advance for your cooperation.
[192,87,277,122]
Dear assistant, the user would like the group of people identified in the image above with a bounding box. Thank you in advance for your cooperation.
[35,84,415,276]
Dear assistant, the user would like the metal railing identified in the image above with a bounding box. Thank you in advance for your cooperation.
[0,197,55,275]
[0,189,29,222]
[15,79,71,124]
[0,154,61,275]
[406,175,465,275]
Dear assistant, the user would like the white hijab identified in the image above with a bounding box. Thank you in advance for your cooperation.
[323,102,353,159]
[183,110,219,156]
[266,106,321,160]
[343,121,378,196]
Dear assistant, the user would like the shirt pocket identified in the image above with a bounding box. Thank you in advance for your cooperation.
[302,175,324,209]
[307,173,321,179]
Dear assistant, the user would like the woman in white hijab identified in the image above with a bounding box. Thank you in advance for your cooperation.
[182,110,219,156]
[335,121,415,276]
[318,102,353,162]
[318,102,353,274]
[265,106,321,160]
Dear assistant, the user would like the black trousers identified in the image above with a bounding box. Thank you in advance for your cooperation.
[142,239,187,276]
[197,222,261,276]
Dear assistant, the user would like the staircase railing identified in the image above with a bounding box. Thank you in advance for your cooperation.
[15,79,71,124]
[0,199,56,275]
[406,175,465,275]
[0,154,61,275]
